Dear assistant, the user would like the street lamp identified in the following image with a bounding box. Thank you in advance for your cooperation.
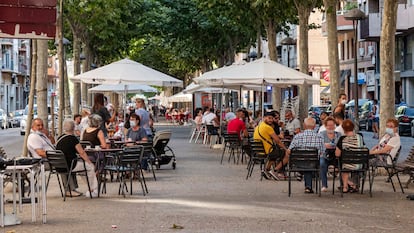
[281,37,297,100]
[344,8,365,131]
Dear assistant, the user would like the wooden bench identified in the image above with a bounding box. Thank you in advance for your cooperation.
[395,146,414,188]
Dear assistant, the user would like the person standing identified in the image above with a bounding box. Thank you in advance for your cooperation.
[333,93,347,118]
[372,99,380,139]
[92,93,115,137]
[135,98,153,139]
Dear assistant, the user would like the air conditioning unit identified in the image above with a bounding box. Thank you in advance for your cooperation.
[368,46,374,56]
[359,47,365,57]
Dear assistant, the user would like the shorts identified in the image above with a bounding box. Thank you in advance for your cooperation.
[373,117,379,123]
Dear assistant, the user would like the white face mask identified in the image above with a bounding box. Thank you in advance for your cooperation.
[130,121,136,128]
[341,99,347,105]
[385,127,394,136]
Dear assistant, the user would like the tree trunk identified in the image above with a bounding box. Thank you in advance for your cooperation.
[296,3,312,123]
[22,40,37,157]
[323,0,341,111]
[57,0,64,135]
[379,1,398,136]
[64,60,72,117]
[257,28,262,59]
[72,32,81,114]
[36,40,49,127]
[266,20,277,61]
[267,19,281,111]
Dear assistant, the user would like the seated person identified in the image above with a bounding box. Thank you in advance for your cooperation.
[56,119,99,198]
[194,109,203,130]
[285,117,325,193]
[227,108,248,139]
[81,114,108,149]
[28,118,80,196]
[369,118,401,167]
[335,120,366,193]
[253,111,288,180]
[126,113,148,143]
[284,110,301,137]
[318,117,342,192]
[81,114,108,164]
[27,118,55,159]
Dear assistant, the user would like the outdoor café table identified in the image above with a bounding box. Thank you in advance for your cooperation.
[0,162,46,227]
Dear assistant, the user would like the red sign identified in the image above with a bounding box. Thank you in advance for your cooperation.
[0,0,56,39]
[322,70,330,82]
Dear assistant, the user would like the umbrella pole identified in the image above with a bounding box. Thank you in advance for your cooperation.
[261,81,264,118]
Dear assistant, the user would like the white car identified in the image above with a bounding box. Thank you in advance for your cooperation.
[20,105,57,135]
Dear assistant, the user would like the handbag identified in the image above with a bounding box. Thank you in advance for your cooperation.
[257,123,284,161]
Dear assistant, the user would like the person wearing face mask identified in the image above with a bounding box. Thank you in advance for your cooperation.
[318,117,342,192]
[369,118,401,167]
[126,113,148,143]
[333,93,347,118]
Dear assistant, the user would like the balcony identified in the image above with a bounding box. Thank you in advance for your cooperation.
[396,4,414,32]
[321,11,354,36]
[360,13,381,40]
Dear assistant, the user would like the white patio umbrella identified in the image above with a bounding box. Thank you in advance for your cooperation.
[71,58,183,87]
[88,84,157,93]
[168,92,192,103]
[193,58,319,116]
[193,57,319,86]
[183,82,235,94]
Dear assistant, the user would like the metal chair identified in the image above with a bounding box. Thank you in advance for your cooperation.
[108,145,147,197]
[371,146,404,193]
[46,150,92,201]
[246,140,268,180]
[221,133,242,164]
[288,148,320,197]
[337,148,371,197]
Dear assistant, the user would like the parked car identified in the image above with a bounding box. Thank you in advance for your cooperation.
[346,99,371,129]
[359,100,376,131]
[20,105,57,135]
[0,109,7,129]
[8,109,24,128]
[395,106,414,136]
[308,105,331,125]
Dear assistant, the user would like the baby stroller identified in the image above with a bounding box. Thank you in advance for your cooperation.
[152,130,176,169]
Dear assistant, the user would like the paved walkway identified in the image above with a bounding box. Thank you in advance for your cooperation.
[3,124,414,233]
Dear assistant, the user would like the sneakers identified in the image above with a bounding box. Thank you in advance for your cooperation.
[321,187,328,192]
[85,190,99,198]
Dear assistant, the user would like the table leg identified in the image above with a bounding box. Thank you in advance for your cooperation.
[1,173,4,227]
[41,164,47,223]
[30,169,35,222]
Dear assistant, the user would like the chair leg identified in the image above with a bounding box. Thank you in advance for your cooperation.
[221,144,227,164]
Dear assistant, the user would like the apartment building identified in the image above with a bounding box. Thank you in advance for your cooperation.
[0,38,30,113]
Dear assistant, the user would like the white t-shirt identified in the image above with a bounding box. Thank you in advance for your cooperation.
[335,125,344,135]
[202,112,217,125]
[285,118,301,135]
[378,134,401,164]
[27,131,54,158]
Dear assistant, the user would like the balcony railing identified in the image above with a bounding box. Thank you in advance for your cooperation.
[360,13,381,40]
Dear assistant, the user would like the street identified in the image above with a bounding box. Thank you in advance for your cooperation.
[0,124,413,233]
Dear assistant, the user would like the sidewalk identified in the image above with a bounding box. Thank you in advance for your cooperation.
[3,123,414,233]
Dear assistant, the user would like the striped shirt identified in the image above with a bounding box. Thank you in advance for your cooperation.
[288,129,325,156]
